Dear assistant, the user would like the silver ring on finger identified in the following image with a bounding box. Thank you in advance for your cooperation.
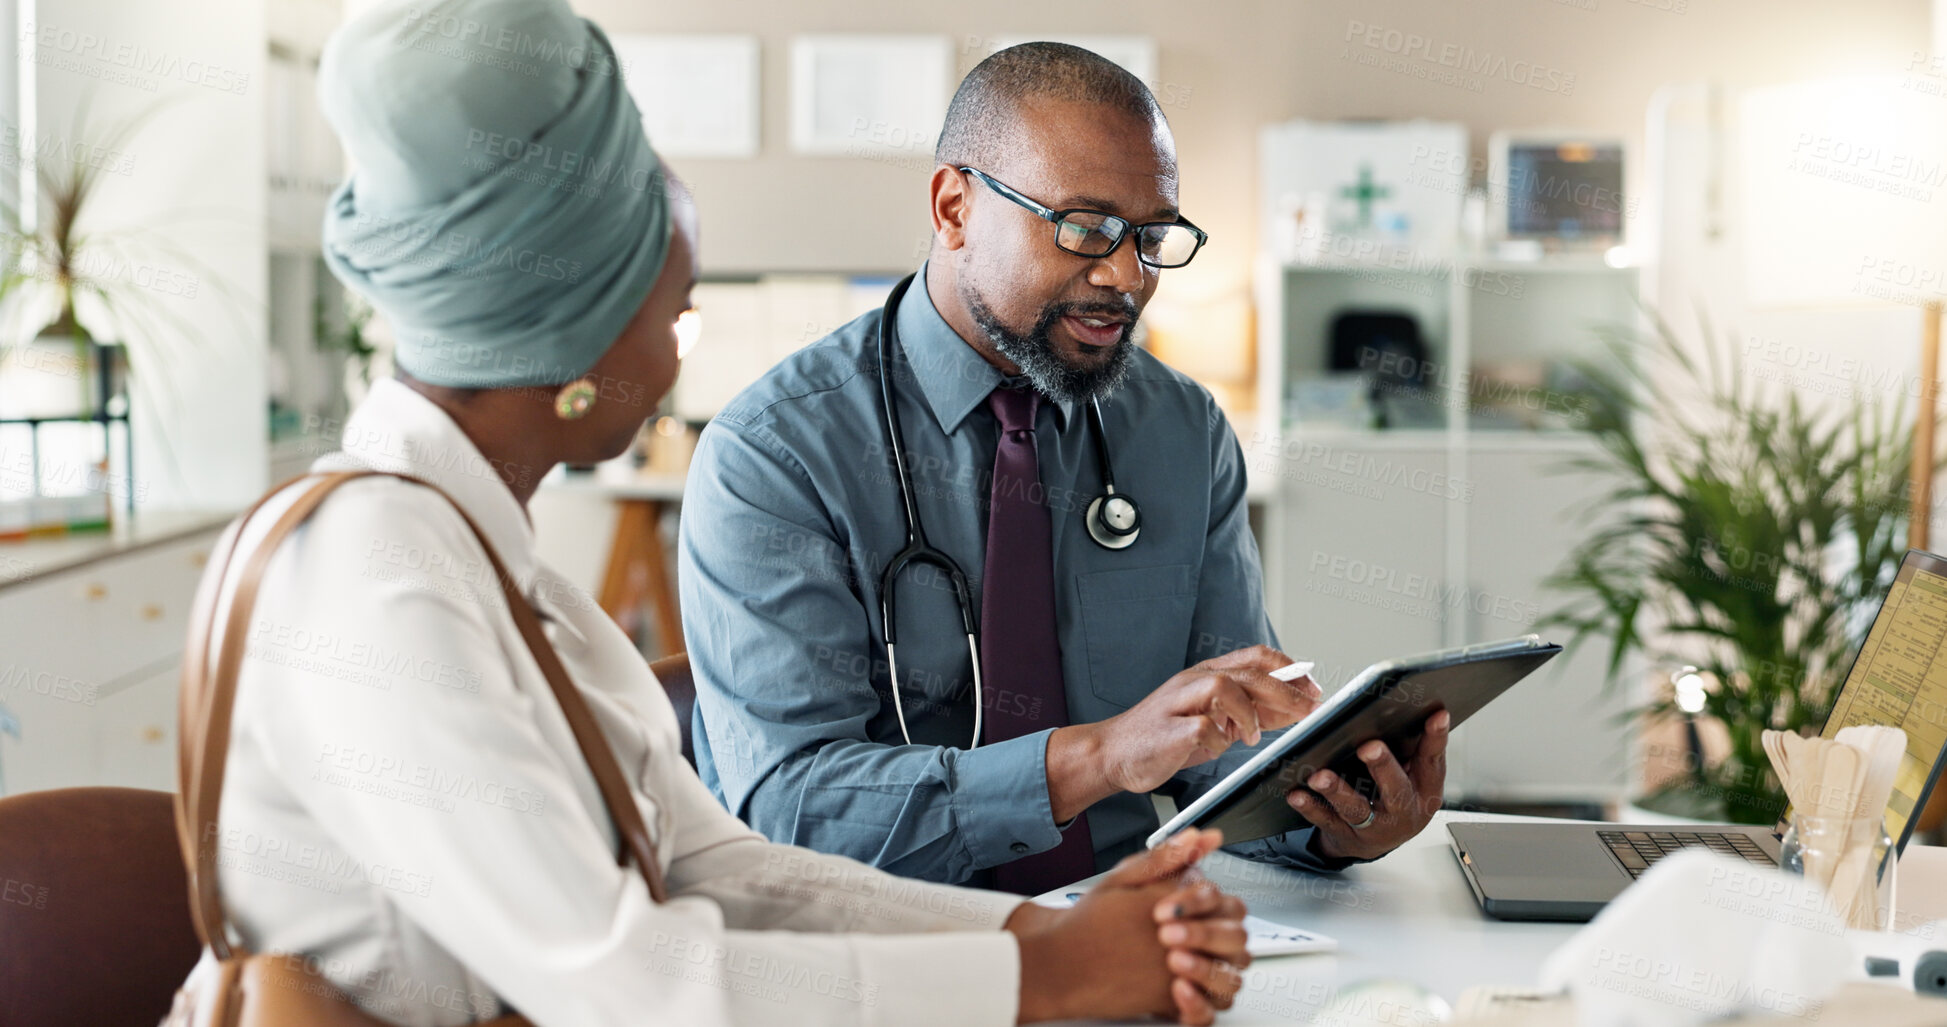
[1350,804,1378,830]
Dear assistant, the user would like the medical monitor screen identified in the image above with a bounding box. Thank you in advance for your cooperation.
[1504,141,1624,239]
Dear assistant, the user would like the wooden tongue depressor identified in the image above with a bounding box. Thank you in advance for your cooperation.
[1763,731,1796,811]
[1836,725,1904,820]
[1782,732,1810,804]
[1816,740,1858,819]
[1762,729,1903,928]
[1809,741,1859,906]
[1827,843,1870,926]
[1835,726,1906,927]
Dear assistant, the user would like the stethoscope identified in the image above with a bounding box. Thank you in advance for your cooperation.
[875,272,1142,749]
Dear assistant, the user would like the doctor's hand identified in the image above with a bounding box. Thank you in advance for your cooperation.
[1286,709,1450,861]
[1006,829,1249,1025]
[1050,646,1319,820]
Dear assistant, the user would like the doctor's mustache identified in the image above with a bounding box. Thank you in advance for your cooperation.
[1041,295,1143,332]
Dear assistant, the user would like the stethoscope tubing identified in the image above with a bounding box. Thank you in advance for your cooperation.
[872,272,1137,749]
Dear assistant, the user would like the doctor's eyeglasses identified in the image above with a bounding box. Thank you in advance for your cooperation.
[958,166,1208,269]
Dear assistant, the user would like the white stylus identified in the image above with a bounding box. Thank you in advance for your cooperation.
[1270,661,1315,682]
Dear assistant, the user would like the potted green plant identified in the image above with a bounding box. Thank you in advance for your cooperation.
[0,99,231,515]
[1544,314,1915,823]
[4,103,140,413]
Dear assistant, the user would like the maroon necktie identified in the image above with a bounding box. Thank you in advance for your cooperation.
[981,385,1097,895]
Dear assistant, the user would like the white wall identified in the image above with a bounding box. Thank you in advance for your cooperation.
[575,0,1928,311]
[24,0,268,511]
[520,0,1935,599]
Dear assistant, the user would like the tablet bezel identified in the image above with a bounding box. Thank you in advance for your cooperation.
[1148,635,1559,848]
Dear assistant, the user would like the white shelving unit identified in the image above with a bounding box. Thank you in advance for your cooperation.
[1251,249,1642,806]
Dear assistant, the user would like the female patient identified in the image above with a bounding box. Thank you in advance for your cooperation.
[178,0,1252,1024]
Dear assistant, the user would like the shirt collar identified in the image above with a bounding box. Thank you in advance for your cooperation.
[317,378,541,592]
[895,266,1076,435]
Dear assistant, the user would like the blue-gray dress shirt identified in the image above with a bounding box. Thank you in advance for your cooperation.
[679,271,1341,886]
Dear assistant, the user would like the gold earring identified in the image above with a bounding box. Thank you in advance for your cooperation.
[554,378,598,420]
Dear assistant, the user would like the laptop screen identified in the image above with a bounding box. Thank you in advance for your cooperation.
[1814,548,1947,847]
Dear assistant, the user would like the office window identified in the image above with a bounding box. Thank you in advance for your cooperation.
[1,0,16,216]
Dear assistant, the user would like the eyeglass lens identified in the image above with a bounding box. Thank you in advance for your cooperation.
[1054,212,1200,267]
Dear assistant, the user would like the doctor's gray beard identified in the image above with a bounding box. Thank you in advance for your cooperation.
[964,287,1134,405]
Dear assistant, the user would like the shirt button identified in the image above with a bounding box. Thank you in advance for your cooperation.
[1010,842,1029,854]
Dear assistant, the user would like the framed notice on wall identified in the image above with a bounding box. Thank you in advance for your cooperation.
[609,34,761,159]
[789,34,952,157]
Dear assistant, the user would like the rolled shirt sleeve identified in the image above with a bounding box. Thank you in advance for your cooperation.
[681,416,1066,884]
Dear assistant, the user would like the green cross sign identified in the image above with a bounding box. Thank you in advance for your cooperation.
[1340,165,1392,229]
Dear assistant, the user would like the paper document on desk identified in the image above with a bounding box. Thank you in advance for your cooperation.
[1035,891,1337,956]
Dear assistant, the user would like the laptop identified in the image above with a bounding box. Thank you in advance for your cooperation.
[1450,547,1947,921]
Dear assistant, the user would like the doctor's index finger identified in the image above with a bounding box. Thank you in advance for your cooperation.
[1203,643,1292,674]
[1233,670,1319,724]
[1200,676,1262,744]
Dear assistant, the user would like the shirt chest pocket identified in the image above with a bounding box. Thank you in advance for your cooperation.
[1075,564,1198,709]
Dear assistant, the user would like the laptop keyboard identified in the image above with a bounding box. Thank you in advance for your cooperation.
[1598,829,1777,879]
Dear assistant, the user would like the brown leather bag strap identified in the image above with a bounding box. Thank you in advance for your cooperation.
[180,474,355,956]
[178,471,668,959]
[174,480,302,944]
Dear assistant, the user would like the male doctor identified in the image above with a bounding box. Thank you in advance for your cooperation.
[679,43,1451,894]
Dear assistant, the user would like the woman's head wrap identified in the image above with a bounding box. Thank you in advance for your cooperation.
[319,0,673,388]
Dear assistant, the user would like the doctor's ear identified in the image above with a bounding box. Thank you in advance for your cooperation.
[928,164,971,252]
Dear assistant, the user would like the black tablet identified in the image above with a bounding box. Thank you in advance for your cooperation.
[1146,635,1562,848]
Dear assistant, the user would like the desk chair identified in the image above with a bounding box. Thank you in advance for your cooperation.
[0,663,694,1027]
[0,786,199,1027]
[649,651,697,769]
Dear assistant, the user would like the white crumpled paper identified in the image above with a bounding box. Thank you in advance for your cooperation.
[1539,849,1851,1027]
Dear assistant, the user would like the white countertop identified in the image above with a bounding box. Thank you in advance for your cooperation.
[0,509,233,589]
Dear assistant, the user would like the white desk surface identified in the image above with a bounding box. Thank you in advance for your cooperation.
[1169,811,1572,1023]
[1048,811,1947,1026]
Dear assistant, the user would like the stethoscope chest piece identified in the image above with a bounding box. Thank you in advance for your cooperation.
[1086,492,1141,549]
[1079,397,1140,551]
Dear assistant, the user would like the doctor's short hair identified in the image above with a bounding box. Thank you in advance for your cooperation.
[934,42,1166,169]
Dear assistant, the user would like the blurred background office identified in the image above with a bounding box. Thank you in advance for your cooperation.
[3,0,1946,837]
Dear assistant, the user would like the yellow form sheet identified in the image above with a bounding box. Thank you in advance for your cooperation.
[1822,558,1947,843]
